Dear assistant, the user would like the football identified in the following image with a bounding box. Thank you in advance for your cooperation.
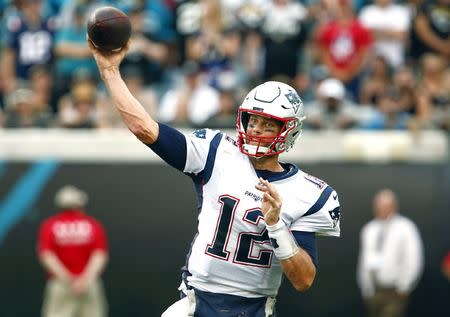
[87,6,131,51]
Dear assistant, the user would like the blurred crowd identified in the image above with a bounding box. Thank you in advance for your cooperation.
[0,0,448,131]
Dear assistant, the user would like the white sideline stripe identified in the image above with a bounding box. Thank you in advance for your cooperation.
[0,129,447,163]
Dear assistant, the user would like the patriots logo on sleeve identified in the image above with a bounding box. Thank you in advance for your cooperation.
[328,206,341,228]
[193,129,207,139]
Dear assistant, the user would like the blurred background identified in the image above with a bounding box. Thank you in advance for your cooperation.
[0,0,449,316]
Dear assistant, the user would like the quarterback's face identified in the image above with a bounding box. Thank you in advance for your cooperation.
[246,114,282,147]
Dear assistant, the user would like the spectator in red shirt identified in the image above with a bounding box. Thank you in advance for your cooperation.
[37,185,108,317]
[315,0,373,101]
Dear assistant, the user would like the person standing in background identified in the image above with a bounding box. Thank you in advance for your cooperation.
[37,185,108,317]
[357,189,424,317]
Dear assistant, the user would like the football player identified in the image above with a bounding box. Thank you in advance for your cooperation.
[88,40,341,317]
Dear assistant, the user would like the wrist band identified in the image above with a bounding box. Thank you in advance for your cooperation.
[266,219,300,260]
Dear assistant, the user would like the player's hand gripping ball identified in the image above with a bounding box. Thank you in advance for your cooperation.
[87,6,131,51]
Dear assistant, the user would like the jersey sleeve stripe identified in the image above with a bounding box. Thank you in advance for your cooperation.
[302,186,333,217]
[292,231,317,267]
[203,133,223,185]
[147,123,187,171]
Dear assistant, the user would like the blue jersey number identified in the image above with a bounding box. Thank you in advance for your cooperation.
[206,195,273,267]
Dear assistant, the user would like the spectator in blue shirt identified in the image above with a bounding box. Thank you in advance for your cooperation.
[53,4,98,98]
[1,0,56,93]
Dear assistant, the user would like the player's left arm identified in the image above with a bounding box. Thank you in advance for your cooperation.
[278,241,316,291]
[256,178,316,291]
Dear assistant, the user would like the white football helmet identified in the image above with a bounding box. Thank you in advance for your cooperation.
[237,81,306,157]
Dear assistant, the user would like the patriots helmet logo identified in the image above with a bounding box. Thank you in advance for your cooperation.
[284,90,301,114]
[283,90,302,113]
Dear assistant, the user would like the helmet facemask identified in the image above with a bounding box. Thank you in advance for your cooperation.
[237,110,302,158]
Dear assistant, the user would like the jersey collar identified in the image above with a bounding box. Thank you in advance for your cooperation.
[255,162,299,182]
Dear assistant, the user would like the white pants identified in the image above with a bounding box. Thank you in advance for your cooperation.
[161,290,196,317]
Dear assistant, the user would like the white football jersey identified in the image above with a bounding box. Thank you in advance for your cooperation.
[181,129,340,297]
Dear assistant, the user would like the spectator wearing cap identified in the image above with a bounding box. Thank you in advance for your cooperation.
[37,185,108,317]
[304,78,362,130]
[3,87,53,128]
[56,68,106,129]
[158,60,220,127]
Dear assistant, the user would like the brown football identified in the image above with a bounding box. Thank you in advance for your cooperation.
[87,6,131,51]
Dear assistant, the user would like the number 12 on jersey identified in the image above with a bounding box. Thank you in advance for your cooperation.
[206,195,273,267]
